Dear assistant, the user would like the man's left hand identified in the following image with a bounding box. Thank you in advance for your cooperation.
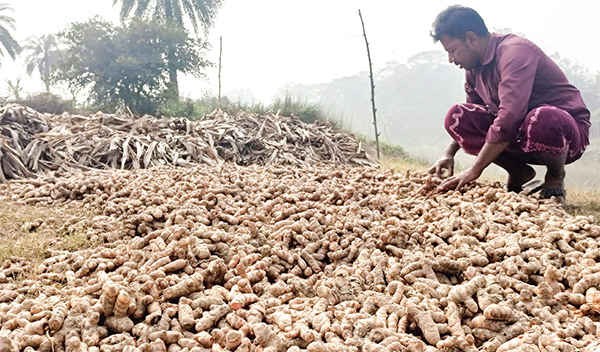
[440,167,482,191]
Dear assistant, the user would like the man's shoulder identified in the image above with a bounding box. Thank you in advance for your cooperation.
[493,33,542,62]
[495,33,537,49]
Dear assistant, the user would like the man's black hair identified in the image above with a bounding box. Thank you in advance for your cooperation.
[430,5,489,42]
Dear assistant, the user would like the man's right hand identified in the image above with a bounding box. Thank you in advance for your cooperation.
[429,140,461,178]
[428,156,455,178]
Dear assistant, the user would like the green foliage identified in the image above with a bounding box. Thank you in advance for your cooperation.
[216,97,269,117]
[283,51,464,151]
[591,108,600,140]
[581,108,600,163]
[270,96,327,125]
[114,0,223,35]
[5,77,22,100]
[157,95,260,119]
[55,17,208,115]
[114,0,222,96]
[23,35,61,93]
[375,51,464,148]
[15,92,84,115]
[355,133,417,164]
[551,54,600,112]
[378,140,410,160]
[157,94,342,130]
[0,2,19,62]
[159,96,224,120]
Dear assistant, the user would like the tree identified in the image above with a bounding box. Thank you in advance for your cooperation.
[23,35,61,93]
[55,17,208,115]
[113,0,223,97]
[282,51,464,151]
[114,0,222,34]
[550,53,600,113]
[5,77,22,100]
[0,2,20,61]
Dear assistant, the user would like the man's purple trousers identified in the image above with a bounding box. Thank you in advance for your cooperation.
[444,103,588,165]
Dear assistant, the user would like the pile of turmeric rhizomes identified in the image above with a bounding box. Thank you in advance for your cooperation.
[1,164,599,352]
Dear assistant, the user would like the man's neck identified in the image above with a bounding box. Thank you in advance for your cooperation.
[475,34,491,68]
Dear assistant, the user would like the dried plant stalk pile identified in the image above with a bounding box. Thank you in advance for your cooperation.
[0,104,376,180]
[1,165,600,352]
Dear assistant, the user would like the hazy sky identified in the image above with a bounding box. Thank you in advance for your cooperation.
[4,0,600,102]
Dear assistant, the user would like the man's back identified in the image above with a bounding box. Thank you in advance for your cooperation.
[466,33,590,145]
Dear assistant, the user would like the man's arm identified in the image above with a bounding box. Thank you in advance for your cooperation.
[440,140,510,191]
[472,141,510,173]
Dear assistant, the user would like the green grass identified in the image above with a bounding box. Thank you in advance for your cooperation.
[0,200,94,264]
[0,232,48,264]
[59,230,91,252]
[564,189,600,224]
[379,154,429,172]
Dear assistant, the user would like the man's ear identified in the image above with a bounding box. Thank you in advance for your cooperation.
[464,31,479,46]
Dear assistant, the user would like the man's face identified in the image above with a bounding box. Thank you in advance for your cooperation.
[440,34,481,70]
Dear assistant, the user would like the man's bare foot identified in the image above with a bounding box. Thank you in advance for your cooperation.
[540,188,566,206]
[541,172,566,206]
[506,165,536,193]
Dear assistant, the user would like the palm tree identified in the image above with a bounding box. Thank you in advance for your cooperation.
[113,0,223,97]
[0,2,20,61]
[24,34,60,93]
[115,0,222,35]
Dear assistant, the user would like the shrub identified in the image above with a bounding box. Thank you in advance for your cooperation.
[157,95,341,129]
[16,92,86,115]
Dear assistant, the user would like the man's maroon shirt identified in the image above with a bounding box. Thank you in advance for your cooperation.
[464,32,590,146]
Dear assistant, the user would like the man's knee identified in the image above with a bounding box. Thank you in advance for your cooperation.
[443,104,473,132]
[521,106,581,156]
[443,103,492,137]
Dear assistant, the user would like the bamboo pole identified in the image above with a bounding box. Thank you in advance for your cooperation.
[358,9,380,159]
[218,36,223,103]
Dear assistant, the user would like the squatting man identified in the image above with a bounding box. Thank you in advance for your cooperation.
[427,5,591,206]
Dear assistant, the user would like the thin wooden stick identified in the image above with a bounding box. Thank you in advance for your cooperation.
[218,36,223,103]
[358,9,380,159]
